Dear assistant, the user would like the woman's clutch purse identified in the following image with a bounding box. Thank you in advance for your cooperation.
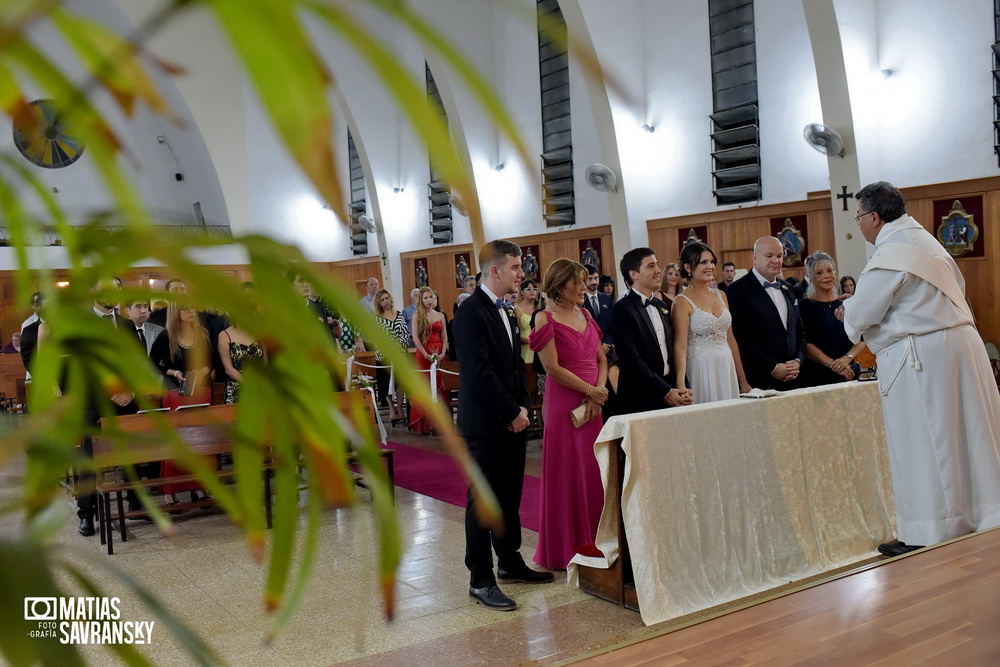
[570,401,588,428]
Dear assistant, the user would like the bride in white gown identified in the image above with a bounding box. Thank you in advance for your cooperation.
[671,242,751,403]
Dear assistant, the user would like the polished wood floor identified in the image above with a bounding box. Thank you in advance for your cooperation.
[574,527,1000,665]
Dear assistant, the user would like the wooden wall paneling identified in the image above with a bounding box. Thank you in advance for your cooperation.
[323,257,384,302]
[400,244,474,316]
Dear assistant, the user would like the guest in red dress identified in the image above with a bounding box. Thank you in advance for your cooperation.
[410,287,448,434]
[150,306,214,506]
[529,259,608,569]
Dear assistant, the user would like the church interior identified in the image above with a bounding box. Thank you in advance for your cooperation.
[1,0,999,664]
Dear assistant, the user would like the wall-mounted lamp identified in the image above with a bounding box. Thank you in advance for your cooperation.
[494,162,506,172]
[56,281,70,288]
[642,123,656,133]
[393,186,405,194]
[880,68,894,79]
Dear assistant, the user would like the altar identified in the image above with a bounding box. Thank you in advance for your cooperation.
[570,382,896,626]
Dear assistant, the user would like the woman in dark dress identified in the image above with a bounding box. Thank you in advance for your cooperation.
[799,252,867,386]
[150,306,214,504]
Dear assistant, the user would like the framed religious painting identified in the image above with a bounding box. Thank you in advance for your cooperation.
[769,216,808,267]
[454,252,472,288]
[520,245,540,283]
[934,196,983,258]
[678,226,708,253]
[413,258,429,288]
[579,238,602,273]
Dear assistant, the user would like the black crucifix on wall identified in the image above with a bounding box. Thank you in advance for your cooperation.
[836,185,854,211]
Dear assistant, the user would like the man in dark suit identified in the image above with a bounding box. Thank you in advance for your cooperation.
[121,297,164,357]
[726,236,806,390]
[582,263,613,346]
[454,239,553,612]
[609,248,692,415]
[719,261,737,292]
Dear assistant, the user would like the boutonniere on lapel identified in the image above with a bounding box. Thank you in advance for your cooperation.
[658,306,669,316]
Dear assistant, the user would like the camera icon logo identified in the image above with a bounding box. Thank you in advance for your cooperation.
[24,597,57,621]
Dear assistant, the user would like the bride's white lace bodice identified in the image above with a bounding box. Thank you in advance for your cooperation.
[681,292,732,358]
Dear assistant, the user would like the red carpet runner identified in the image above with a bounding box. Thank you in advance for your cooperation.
[388,441,541,532]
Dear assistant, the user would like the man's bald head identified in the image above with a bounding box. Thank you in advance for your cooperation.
[752,236,784,281]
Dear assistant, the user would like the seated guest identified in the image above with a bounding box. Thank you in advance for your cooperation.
[726,237,807,390]
[373,289,408,421]
[598,274,616,300]
[799,252,866,386]
[840,275,856,298]
[609,248,692,415]
[151,306,213,505]
[218,286,265,404]
[410,287,448,433]
[530,259,607,570]
[1,332,20,354]
[671,242,751,403]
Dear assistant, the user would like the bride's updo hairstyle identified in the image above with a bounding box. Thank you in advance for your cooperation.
[679,242,717,281]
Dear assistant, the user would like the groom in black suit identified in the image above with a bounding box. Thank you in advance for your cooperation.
[453,239,554,612]
[726,236,806,390]
[609,248,692,415]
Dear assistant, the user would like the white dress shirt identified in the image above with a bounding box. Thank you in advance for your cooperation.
[479,285,514,348]
[752,267,788,330]
[631,287,670,375]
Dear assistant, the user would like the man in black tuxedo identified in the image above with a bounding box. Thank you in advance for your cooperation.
[609,248,692,415]
[582,263,613,346]
[726,236,806,390]
[454,240,553,612]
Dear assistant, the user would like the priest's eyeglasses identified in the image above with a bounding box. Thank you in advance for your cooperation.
[855,211,874,222]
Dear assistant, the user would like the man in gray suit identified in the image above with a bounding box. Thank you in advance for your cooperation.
[121,297,164,357]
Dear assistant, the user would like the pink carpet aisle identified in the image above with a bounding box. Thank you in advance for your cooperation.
[387,441,541,532]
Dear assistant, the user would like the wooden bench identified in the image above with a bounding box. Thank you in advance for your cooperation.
[94,393,394,554]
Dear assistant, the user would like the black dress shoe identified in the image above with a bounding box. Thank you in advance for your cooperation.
[469,585,516,611]
[878,540,924,557]
[78,517,96,537]
[497,566,555,584]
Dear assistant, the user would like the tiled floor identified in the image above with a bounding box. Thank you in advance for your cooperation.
[2,424,653,665]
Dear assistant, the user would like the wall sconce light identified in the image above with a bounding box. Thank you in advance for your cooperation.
[393,186,405,193]
[494,162,505,171]
[880,68,893,79]
[642,123,656,133]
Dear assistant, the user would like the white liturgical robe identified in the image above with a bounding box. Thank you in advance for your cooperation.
[844,215,1000,545]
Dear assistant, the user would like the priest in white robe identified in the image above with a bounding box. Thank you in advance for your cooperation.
[842,181,1000,556]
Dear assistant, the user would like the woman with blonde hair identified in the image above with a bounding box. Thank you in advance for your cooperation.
[529,258,607,569]
[409,286,448,433]
[656,262,682,307]
[150,306,214,505]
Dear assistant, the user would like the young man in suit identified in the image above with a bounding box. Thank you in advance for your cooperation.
[609,248,692,415]
[582,263,613,347]
[726,236,806,390]
[121,297,164,357]
[453,239,554,612]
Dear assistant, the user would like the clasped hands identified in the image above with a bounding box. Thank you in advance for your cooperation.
[666,387,693,407]
[771,360,800,382]
[828,355,855,380]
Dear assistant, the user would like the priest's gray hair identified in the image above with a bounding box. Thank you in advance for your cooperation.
[804,251,837,298]
[856,181,906,221]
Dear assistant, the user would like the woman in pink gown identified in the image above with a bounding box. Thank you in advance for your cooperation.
[529,259,608,569]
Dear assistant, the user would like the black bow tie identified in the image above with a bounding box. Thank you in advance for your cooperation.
[495,298,512,310]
